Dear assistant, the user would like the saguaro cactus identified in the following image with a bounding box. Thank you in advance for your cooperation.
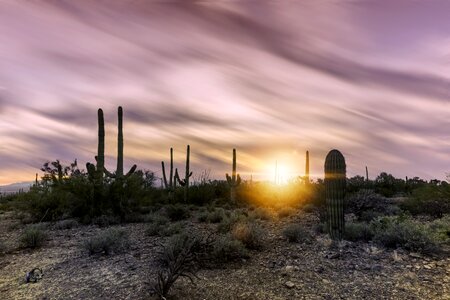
[324,149,346,240]
[105,106,137,179]
[305,150,310,184]
[175,145,192,202]
[86,108,106,183]
[161,148,177,200]
[365,166,369,181]
[226,148,241,203]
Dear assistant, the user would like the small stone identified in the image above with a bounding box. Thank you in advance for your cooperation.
[423,264,432,270]
[285,281,295,289]
[409,252,422,258]
[371,264,383,272]
[285,265,295,272]
[322,279,331,284]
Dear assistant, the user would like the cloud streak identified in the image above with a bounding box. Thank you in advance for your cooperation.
[0,0,449,184]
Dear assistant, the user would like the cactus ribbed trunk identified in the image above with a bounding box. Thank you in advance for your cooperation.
[325,149,346,240]
[162,148,175,200]
[305,150,310,184]
[365,166,369,181]
[226,148,241,203]
[184,145,190,202]
[117,106,124,177]
[97,108,105,178]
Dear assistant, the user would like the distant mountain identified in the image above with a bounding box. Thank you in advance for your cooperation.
[0,182,33,194]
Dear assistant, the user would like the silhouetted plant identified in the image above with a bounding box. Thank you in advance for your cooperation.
[226,148,241,203]
[325,149,346,240]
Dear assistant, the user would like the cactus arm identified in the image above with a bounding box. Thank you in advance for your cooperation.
[125,164,137,177]
[236,174,241,185]
[104,167,115,178]
[162,161,169,188]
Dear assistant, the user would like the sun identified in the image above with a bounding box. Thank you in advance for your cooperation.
[268,162,295,185]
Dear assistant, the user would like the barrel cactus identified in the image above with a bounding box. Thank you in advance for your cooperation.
[324,149,346,240]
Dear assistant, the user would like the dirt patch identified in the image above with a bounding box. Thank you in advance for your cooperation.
[0,210,448,299]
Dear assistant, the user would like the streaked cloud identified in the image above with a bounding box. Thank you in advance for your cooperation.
[0,0,449,184]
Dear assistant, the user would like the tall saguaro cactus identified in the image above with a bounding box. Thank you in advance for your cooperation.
[305,150,310,184]
[105,106,137,179]
[324,149,346,240]
[365,166,369,181]
[86,108,106,183]
[175,145,192,202]
[161,148,176,199]
[226,148,241,203]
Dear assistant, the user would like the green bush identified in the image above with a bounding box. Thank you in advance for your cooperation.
[249,208,272,220]
[197,211,209,223]
[231,221,264,250]
[83,228,130,255]
[278,207,296,218]
[207,208,226,223]
[164,204,190,221]
[91,215,121,227]
[344,222,374,242]
[147,222,182,237]
[346,190,400,221]
[400,185,450,218]
[212,235,249,261]
[217,211,247,233]
[54,219,79,230]
[20,225,47,249]
[370,216,439,254]
[428,215,450,243]
[282,224,312,243]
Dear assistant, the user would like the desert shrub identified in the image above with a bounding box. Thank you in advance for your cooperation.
[217,211,247,233]
[207,208,226,223]
[151,232,207,298]
[314,222,327,234]
[370,216,438,254]
[212,235,249,262]
[20,225,47,249]
[302,203,315,213]
[249,207,272,220]
[346,190,399,221]
[428,215,450,243]
[344,222,374,242]
[83,228,130,255]
[54,219,79,230]
[164,204,190,221]
[400,185,450,218]
[197,211,209,223]
[282,224,312,243]
[147,222,182,237]
[91,215,121,227]
[148,213,170,226]
[231,221,264,250]
[278,207,296,218]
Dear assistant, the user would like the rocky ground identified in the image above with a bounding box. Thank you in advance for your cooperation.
[0,209,449,300]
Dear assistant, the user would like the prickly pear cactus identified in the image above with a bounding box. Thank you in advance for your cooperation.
[324,149,346,240]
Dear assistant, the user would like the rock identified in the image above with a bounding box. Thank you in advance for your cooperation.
[325,252,340,259]
[371,264,383,272]
[285,281,295,289]
[322,279,331,284]
[409,252,422,259]
[285,265,295,272]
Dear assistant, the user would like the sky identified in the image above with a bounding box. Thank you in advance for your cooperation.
[0,0,449,185]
